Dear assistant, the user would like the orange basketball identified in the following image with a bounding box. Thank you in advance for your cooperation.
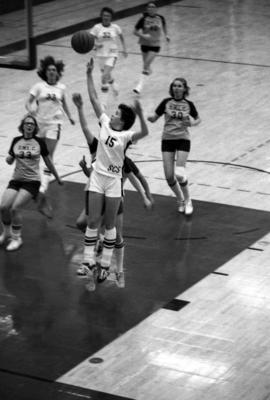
[71,31,95,54]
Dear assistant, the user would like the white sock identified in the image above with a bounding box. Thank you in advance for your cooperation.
[100,228,116,268]
[84,227,98,266]
[114,241,125,273]
[1,223,11,238]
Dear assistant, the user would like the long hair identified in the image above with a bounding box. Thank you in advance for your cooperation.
[37,55,65,82]
[18,114,39,136]
[169,78,190,98]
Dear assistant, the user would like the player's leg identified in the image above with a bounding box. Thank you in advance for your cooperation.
[106,58,119,97]
[0,186,18,244]
[6,187,34,251]
[97,195,121,282]
[175,146,193,215]
[38,126,61,218]
[162,143,184,211]
[114,202,125,287]
[133,48,157,94]
[143,50,157,74]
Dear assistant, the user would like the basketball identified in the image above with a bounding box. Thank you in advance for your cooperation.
[71,31,95,54]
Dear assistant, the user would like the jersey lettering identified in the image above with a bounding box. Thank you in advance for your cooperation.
[108,164,121,174]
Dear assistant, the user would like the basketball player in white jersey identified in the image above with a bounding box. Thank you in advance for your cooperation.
[90,7,128,108]
[25,56,74,217]
[80,58,149,289]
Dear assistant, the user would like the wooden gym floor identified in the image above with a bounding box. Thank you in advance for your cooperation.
[0,0,270,399]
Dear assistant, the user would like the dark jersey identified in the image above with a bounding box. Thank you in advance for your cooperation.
[8,136,49,181]
[155,97,199,140]
[135,13,166,46]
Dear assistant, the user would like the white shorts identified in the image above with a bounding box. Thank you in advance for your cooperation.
[89,170,121,197]
[97,56,117,71]
[37,123,61,140]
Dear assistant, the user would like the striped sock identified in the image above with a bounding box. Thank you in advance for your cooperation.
[11,224,22,239]
[100,228,116,268]
[83,227,98,266]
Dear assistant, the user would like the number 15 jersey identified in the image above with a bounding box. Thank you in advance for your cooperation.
[93,113,134,179]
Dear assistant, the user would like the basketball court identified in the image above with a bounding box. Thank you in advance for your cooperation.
[0,0,270,399]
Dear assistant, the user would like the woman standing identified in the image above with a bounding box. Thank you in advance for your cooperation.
[148,78,201,215]
[0,115,62,251]
[90,7,128,108]
[133,2,169,94]
[25,55,74,217]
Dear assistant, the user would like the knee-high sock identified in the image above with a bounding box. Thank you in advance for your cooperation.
[100,227,116,268]
[83,227,98,266]
[114,241,125,273]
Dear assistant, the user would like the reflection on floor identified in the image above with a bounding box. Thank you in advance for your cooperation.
[0,181,269,398]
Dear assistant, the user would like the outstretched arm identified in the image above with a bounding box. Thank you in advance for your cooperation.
[86,58,103,119]
[119,33,128,57]
[72,93,95,145]
[127,171,153,210]
[25,94,36,115]
[131,99,149,142]
[62,95,75,125]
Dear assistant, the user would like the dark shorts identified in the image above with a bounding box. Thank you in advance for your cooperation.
[7,179,41,199]
[141,45,160,53]
[85,191,124,216]
[161,139,191,153]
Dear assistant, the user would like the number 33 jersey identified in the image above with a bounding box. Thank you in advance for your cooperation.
[155,97,199,140]
[8,136,49,181]
[93,113,134,179]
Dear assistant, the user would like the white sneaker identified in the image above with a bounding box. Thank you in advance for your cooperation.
[6,237,23,251]
[185,200,193,215]
[115,271,125,288]
[177,200,185,213]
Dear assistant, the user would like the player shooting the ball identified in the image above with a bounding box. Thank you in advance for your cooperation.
[78,58,149,290]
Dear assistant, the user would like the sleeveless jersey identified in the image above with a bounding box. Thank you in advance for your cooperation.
[8,136,49,181]
[155,97,199,140]
[29,81,66,125]
[93,113,134,179]
[90,23,122,58]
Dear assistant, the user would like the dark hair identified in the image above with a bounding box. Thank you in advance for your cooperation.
[169,77,190,98]
[147,1,157,7]
[100,7,114,17]
[37,55,65,82]
[18,114,39,136]
[119,104,136,130]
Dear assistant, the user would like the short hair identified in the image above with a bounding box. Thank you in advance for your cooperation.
[18,114,39,136]
[119,104,136,130]
[147,2,157,7]
[37,55,65,82]
[169,77,190,98]
[100,7,114,17]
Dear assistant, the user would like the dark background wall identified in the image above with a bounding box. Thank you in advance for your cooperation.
[0,0,53,15]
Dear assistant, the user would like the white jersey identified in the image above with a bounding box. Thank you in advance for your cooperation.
[93,113,134,179]
[90,23,122,58]
[29,81,66,125]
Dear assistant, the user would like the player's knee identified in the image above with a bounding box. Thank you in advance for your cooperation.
[167,177,177,187]
[175,166,188,185]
